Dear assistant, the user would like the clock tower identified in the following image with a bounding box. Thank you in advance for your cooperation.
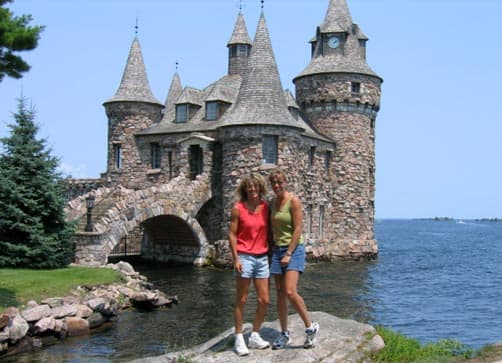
[294,0,383,256]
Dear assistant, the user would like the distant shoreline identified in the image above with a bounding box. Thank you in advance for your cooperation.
[376,217,502,222]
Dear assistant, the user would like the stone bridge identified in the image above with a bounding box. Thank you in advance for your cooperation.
[66,173,212,266]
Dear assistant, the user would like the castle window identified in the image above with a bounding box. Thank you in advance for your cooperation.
[308,146,316,171]
[189,145,203,180]
[319,205,324,239]
[206,101,218,121]
[230,44,250,58]
[351,82,361,94]
[238,44,249,56]
[113,144,122,169]
[167,150,174,179]
[175,104,188,123]
[325,150,332,171]
[262,135,278,164]
[150,143,161,169]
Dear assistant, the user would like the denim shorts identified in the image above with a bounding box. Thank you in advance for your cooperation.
[234,253,270,279]
[270,244,305,275]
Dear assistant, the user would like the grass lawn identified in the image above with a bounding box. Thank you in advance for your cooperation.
[0,266,123,310]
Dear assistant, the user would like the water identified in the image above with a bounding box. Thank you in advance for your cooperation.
[7,219,502,362]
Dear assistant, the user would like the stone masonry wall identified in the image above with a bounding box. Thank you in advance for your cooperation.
[294,73,381,259]
[215,124,376,261]
[104,102,163,190]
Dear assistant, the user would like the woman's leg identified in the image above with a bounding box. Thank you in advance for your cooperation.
[234,277,251,333]
[283,270,311,328]
[252,277,270,332]
[274,274,289,332]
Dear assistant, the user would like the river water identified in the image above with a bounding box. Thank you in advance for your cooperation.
[7,219,502,362]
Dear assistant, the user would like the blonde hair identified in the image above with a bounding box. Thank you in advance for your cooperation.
[235,173,267,201]
[268,168,287,183]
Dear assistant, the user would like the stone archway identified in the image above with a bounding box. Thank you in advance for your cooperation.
[141,214,208,265]
[70,173,212,266]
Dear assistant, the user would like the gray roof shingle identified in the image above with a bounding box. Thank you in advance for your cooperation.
[227,12,252,46]
[104,37,162,106]
[164,72,182,112]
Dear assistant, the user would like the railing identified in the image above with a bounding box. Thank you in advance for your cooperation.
[109,235,141,257]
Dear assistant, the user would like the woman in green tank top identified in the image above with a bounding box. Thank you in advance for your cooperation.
[268,168,320,350]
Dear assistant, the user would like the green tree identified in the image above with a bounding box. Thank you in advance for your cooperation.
[0,98,74,268]
[0,0,44,81]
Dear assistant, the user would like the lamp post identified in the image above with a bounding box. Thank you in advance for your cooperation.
[85,195,95,232]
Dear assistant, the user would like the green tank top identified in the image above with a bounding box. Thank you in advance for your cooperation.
[270,197,304,247]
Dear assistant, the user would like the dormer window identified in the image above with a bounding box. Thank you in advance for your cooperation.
[175,104,188,123]
[230,44,250,58]
[206,101,218,121]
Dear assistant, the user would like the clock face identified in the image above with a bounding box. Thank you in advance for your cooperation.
[327,36,340,49]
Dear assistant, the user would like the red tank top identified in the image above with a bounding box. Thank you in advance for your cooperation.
[236,200,269,255]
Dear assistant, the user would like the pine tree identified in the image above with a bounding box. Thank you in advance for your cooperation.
[0,98,74,268]
[0,0,44,81]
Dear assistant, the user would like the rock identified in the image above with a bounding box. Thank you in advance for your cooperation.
[0,327,9,342]
[32,317,56,334]
[0,314,9,329]
[50,304,77,318]
[115,260,136,275]
[41,297,64,307]
[212,240,233,268]
[21,304,51,322]
[131,312,384,363]
[76,304,93,318]
[87,312,107,329]
[64,317,90,337]
[86,297,106,311]
[26,300,38,308]
[8,314,29,343]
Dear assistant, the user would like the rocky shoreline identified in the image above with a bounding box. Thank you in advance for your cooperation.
[0,261,176,358]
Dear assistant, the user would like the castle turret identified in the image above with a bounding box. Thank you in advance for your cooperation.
[227,11,252,76]
[103,36,164,189]
[164,71,182,113]
[293,0,382,256]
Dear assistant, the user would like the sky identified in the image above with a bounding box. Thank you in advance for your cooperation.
[1,0,501,219]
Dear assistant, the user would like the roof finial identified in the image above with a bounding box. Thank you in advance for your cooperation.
[175,60,179,71]
[260,0,264,9]
[135,16,139,35]
[239,0,242,12]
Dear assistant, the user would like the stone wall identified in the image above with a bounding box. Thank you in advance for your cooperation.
[104,102,164,189]
[294,73,381,259]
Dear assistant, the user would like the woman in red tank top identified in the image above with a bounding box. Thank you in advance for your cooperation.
[228,173,271,356]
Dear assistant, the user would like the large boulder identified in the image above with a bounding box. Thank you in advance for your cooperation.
[131,312,385,363]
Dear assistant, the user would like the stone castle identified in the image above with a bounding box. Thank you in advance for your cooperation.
[67,0,382,266]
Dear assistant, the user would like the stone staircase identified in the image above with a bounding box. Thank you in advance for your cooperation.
[76,189,121,232]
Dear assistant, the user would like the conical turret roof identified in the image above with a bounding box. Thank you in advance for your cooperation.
[227,11,252,46]
[164,71,182,111]
[295,0,381,80]
[219,12,299,127]
[320,0,353,33]
[104,37,162,105]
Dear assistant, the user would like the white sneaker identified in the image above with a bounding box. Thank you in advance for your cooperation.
[234,334,249,356]
[304,321,320,349]
[248,332,270,349]
[272,331,291,350]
